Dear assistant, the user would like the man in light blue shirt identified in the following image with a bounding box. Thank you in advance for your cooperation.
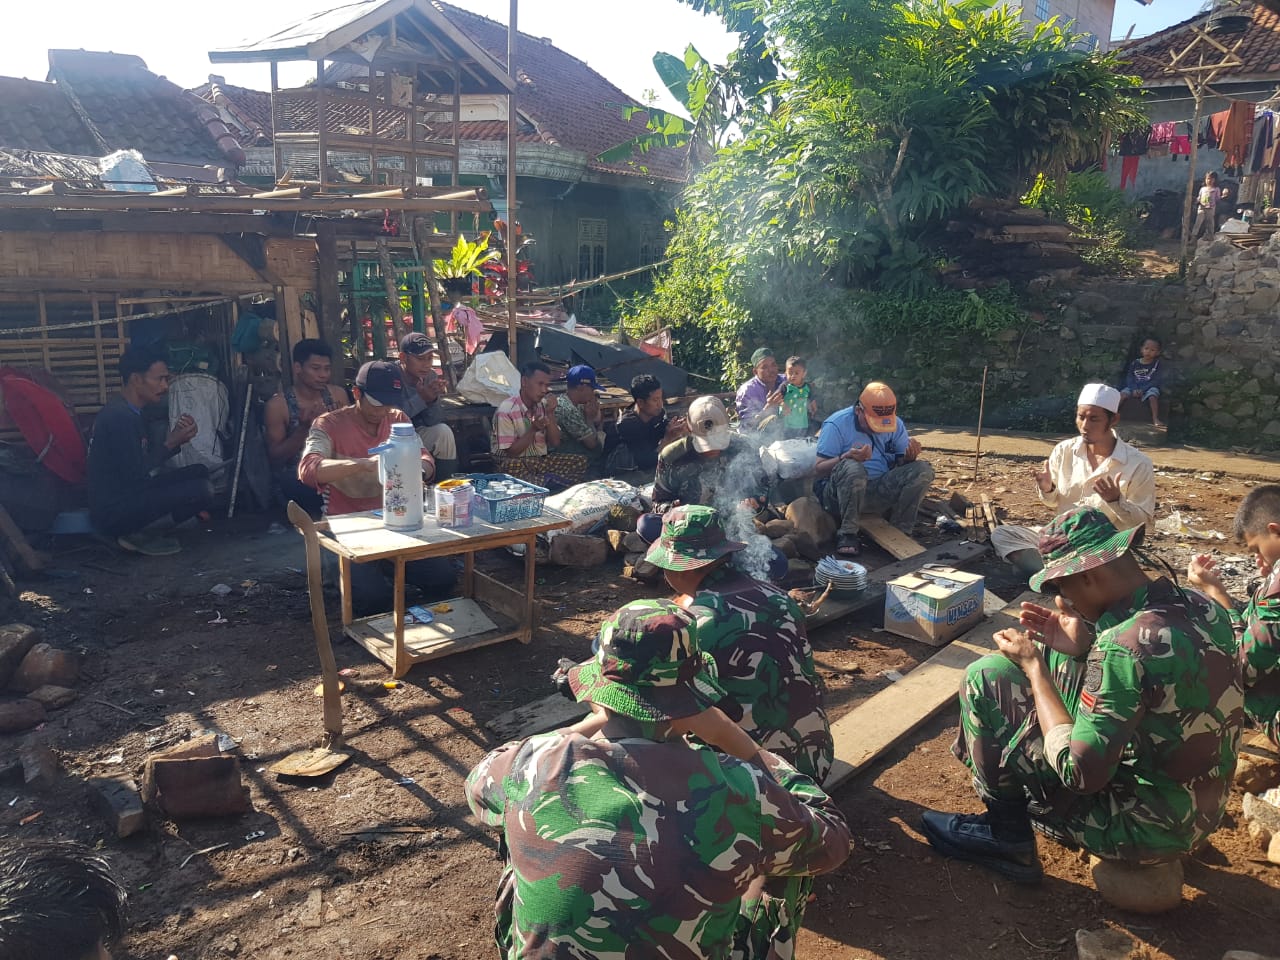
[814,381,933,557]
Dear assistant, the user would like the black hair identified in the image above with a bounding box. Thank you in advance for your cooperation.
[293,338,333,366]
[1140,335,1162,350]
[520,361,551,378]
[1234,484,1280,540]
[0,840,127,960]
[118,346,165,384]
[630,374,662,403]
[785,356,806,369]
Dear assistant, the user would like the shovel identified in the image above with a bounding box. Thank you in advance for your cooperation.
[269,501,352,778]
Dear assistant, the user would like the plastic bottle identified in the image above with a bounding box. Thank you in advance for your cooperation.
[368,423,424,530]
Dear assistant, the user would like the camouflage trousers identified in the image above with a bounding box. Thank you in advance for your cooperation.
[820,459,935,539]
[734,875,810,960]
[953,651,1193,862]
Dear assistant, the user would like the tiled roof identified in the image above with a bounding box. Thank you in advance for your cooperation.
[191,77,273,145]
[0,76,99,155]
[1117,3,1280,85]
[47,50,241,167]
[431,2,688,182]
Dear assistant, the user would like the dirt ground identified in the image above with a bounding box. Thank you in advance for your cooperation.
[2,436,1278,960]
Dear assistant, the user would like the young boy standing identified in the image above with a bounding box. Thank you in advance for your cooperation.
[780,356,818,437]
[1187,484,1280,746]
[1122,336,1165,430]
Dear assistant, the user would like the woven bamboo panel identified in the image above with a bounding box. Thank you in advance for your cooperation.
[0,336,127,413]
[265,238,319,287]
[0,233,269,287]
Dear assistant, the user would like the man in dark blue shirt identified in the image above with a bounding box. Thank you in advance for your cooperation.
[88,348,214,556]
[814,381,933,557]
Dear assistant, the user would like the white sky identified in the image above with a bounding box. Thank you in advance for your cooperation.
[0,0,1209,114]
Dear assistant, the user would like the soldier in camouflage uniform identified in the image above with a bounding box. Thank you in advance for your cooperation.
[1188,483,1280,744]
[921,507,1245,881]
[645,506,833,960]
[651,397,768,515]
[464,599,851,960]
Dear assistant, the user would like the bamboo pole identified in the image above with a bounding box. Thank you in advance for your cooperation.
[506,0,520,368]
[413,217,458,389]
[974,364,989,481]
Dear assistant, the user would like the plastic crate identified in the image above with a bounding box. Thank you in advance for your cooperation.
[467,474,549,524]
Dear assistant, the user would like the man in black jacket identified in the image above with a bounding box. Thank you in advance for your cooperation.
[87,348,214,556]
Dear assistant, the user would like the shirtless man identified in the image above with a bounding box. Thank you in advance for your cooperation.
[264,339,347,515]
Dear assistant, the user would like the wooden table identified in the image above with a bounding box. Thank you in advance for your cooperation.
[317,510,570,677]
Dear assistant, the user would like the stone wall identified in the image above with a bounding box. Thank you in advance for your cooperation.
[1180,236,1280,448]
[806,247,1279,451]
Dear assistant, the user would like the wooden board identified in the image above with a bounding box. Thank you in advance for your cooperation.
[805,539,988,630]
[822,590,1039,792]
[486,692,589,742]
[858,516,926,561]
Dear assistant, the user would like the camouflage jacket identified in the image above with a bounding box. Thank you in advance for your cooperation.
[1045,577,1245,854]
[652,436,768,515]
[1228,565,1280,742]
[689,568,833,782]
[465,732,851,960]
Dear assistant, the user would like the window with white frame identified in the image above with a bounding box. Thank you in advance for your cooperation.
[578,218,607,278]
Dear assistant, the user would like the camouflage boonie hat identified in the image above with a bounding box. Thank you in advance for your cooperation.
[644,505,746,571]
[1029,507,1145,592]
[567,599,726,721]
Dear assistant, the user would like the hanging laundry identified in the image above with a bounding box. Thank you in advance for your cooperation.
[1202,113,1223,149]
[1170,135,1192,159]
[1216,100,1254,168]
[1252,111,1275,172]
[1149,121,1177,145]
[1120,155,1141,189]
[1118,128,1151,156]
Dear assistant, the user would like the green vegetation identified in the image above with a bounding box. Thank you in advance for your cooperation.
[1022,169,1149,273]
[618,0,1145,382]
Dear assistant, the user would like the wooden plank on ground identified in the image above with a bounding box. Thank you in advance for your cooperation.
[858,516,926,561]
[486,692,589,741]
[805,539,988,631]
[822,589,1039,792]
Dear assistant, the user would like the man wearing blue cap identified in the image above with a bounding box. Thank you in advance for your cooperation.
[554,364,607,468]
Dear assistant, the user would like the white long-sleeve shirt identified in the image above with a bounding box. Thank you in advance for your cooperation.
[1038,433,1155,531]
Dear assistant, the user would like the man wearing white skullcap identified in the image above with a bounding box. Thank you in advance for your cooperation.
[991,383,1156,577]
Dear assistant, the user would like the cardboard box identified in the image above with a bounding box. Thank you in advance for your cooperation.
[883,566,985,647]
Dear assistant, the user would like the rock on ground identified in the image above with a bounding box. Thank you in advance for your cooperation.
[0,624,39,689]
[0,698,47,734]
[8,643,79,693]
[1089,856,1183,913]
[1076,927,1138,960]
[785,497,836,547]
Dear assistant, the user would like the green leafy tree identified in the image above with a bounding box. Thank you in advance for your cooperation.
[625,0,1145,379]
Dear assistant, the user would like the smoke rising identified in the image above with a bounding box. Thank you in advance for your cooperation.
[711,442,775,582]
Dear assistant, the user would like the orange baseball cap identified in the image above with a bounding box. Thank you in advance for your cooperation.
[858,382,898,433]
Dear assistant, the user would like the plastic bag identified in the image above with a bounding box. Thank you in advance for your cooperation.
[759,437,819,479]
[99,149,157,193]
[1154,510,1225,540]
[457,351,521,406]
[543,479,642,539]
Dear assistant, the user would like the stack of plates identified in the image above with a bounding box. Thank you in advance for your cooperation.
[816,556,869,593]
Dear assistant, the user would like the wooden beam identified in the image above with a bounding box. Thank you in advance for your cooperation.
[0,194,490,215]
[822,589,1035,793]
[859,516,926,561]
[305,0,414,62]
[316,221,344,367]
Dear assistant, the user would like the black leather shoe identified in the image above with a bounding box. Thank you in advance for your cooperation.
[919,809,1044,883]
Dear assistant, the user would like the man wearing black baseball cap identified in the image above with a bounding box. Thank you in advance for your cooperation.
[394,332,458,481]
[298,360,454,613]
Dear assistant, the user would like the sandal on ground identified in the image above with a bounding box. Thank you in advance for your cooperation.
[835,537,861,558]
